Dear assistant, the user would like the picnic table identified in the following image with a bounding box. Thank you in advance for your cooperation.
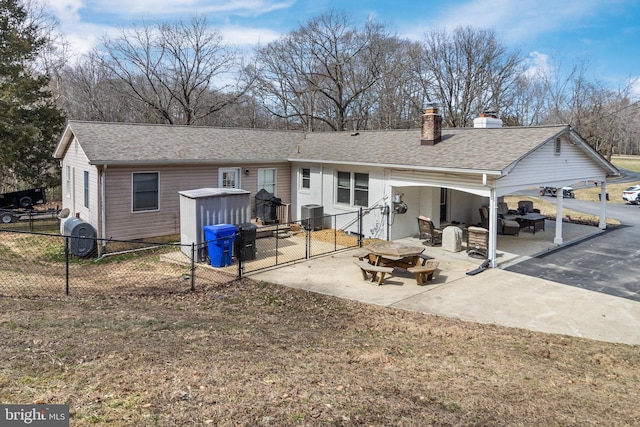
[353,242,439,285]
[365,241,426,268]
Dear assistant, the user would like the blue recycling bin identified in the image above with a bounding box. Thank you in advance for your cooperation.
[203,224,237,267]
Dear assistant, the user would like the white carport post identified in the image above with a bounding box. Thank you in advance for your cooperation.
[554,192,564,245]
[599,181,607,229]
[488,189,498,268]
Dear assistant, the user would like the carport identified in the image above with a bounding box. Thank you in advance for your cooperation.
[290,108,619,267]
[383,112,619,267]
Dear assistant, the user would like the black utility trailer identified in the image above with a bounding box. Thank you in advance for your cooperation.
[539,186,575,198]
[0,188,49,224]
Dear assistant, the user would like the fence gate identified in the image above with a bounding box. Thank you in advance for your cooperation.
[237,211,361,276]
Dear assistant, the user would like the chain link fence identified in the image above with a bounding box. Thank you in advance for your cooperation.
[0,210,364,297]
[0,230,234,297]
[237,211,362,274]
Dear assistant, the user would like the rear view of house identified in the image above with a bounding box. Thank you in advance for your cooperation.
[54,121,300,242]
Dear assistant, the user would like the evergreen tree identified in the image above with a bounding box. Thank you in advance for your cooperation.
[0,0,65,189]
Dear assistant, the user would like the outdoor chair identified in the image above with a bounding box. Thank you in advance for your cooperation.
[499,217,520,236]
[417,215,443,246]
[497,202,518,220]
[517,200,540,215]
[478,207,489,229]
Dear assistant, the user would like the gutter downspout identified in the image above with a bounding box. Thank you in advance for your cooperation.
[488,188,498,268]
[100,165,107,256]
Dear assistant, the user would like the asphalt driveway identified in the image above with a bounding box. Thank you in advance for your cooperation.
[507,179,640,302]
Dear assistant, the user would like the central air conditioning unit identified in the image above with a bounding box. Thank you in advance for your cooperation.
[301,204,324,230]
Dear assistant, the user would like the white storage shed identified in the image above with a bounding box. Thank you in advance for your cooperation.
[179,188,251,261]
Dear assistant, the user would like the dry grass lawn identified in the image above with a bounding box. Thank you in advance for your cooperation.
[2,157,640,425]
[1,283,639,426]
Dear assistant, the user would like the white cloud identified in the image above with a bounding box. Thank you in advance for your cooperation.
[84,0,296,18]
[523,51,554,80]
[398,0,610,44]
[45,0,83,24]
[220,25,282,46]
[43,0,293,58]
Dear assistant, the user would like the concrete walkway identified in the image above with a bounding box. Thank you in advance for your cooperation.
[250,221,640,346]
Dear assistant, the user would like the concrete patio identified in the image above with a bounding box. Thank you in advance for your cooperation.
[248,220,640,346]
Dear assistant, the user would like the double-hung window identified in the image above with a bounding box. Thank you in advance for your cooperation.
[336,172,369,207]
[258,168,276,194]
[83,171,89,209]
[301,168,310,190]
[132,172,159,212]
[66,166,71,198]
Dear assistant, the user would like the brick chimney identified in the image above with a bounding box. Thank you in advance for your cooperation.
[420,105,442,146]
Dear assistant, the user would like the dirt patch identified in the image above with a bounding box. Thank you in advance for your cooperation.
[1,283,638,426]
[311,228,383,246]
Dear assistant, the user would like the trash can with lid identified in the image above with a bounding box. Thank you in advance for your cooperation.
[203,224,237,267]
[235,222,257,261]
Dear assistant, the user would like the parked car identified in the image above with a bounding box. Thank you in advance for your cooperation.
[622,185,640,204]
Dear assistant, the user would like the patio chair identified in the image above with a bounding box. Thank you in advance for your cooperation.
[478,206,489,229]
[517,200,540,215]
[417,215,443,246]
[497,202,518,220]
[499,217,520,236]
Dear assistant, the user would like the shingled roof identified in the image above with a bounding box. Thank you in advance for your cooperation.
[55,121,304,165]
[292,125,571,173]
[56,120,596,175]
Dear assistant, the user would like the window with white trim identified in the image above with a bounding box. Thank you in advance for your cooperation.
[336,171,369,207]
[132,172,159,212]
[301,168,310,190]
[258,168,276,194]
[65,166,71,198]
[83,171,89,209]
[219,168,240,188]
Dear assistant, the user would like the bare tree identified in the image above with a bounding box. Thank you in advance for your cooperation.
[56,52,145,122]
[99,15,251,125]
[254,11,397,131]
[354,38,425,130]
[418,26,522,127]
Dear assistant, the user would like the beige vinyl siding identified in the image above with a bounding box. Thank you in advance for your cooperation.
[104,162,292,240]
[241,163,291,217]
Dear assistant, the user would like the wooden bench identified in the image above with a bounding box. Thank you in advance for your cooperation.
[353,260,394,286]
[407,261,440,285]
[351,248,371,261]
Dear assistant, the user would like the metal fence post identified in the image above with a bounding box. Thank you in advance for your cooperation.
[358,208,363,247]
[236,231,243,280]
[65,236,70,295]
[190,243,196,291]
